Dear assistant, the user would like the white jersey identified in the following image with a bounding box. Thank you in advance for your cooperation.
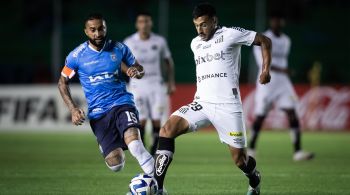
[253,29,291,69]
[253,30,297,115]
[191,26,256,106]
[124,32,171,85]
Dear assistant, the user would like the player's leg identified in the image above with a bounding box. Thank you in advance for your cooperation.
[283,108,314,161]
[124,127,155,175]
[154,115,189,192]
[248,115,266,152]
[154,102,209,192]
[139,119,147,143]
[149,85,167,155]
[104,147,126,172]
[229,147,261,195]
[284,108,301,152]
[89,107,126,172]
[150,119,161,155]
[278,77,314,161]
[248,86,272,157]
[211,105,260,194]
[116,105,154,175]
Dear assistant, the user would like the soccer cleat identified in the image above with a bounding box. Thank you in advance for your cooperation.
[293,151,315,161]
[247,184,260,195]
[247,149,256,158]
[247,171,261,195]
[156,187,168,195]
[125,192,132,195]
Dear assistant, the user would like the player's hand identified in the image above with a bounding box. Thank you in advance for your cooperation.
[126,66,144,79]
[259,70,271,84]
[167,82,176,95]
[71,108,85,126]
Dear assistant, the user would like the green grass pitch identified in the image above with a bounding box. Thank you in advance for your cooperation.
[0,130,349,195]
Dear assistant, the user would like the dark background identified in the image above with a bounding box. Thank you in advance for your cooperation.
[1,0,349,84]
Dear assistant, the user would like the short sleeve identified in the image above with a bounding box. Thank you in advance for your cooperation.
[120,43,136,67]
[228,27,257,46]
[61,53,78,79]
[160,37,171,59]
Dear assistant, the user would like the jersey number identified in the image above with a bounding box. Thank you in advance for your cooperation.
[189,102,203,111]
[125,111,138,123]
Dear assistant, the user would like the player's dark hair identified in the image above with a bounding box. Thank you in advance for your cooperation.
[84,13,105,26]
[192,2,216,19]
[136,11,152,18]
[269,10,285,19]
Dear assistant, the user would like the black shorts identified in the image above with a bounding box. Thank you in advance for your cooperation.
[89,104,140,157]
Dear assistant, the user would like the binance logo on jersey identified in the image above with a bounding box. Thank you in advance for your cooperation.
[195,51,225,65]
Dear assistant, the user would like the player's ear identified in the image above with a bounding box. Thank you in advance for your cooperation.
[213,16,218,27]
[84,27,88,36]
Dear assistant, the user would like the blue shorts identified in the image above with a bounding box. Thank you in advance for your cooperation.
[89,104,140,157]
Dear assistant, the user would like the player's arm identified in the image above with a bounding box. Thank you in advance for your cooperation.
[58,74,85,126]
[252,33,272,84]
[164,57,176,95]
[121,61,145,79]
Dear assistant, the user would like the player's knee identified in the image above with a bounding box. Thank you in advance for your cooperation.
[159,123,177,138]
[105,150,125,172]
[230,149,246,168]
[232,154,246,167]
[105,159,125,172]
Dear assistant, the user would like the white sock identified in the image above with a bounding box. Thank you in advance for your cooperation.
[128,140,154,175]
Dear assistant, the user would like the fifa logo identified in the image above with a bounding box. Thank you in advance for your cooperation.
[195,51,225,65]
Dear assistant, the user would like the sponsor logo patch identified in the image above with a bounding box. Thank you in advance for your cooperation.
[195,51,225,65]
[229,131,243,136]
[215,35,223,44]
[156,154,169,176]
[178,107,189,114]
[197,72,228,83]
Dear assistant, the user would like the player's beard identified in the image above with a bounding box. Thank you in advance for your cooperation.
[89,37,106,49]
[199,27,218,41]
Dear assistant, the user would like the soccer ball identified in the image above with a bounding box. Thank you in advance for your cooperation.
[129,173,158,195]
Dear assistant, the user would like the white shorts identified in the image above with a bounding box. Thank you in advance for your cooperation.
[129,82,167,121]
[172,101,247,148]
[254,72,298,116]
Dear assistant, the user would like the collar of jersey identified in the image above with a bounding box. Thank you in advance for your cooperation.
[136,32,153,41]
[87,40,107,53]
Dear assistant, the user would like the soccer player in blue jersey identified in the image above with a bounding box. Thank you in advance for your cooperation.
[58,13,154,176]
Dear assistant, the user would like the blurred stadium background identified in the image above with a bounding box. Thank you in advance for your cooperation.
[0,0,349,194]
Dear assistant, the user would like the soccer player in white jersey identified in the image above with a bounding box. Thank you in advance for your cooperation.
[248,12,314,161]
[124,12,175,155]
[153,3,272,195]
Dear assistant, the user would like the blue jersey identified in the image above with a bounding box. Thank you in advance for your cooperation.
[62,40,136,119]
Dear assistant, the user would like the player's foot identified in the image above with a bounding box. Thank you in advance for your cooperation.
[125,192,132,195]
[293,150,314,161]
[247,171,261,195]
[247,148,256,158]
[156,187,168,195]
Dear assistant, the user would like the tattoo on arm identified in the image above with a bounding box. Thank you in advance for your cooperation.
[58,76,77,112]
